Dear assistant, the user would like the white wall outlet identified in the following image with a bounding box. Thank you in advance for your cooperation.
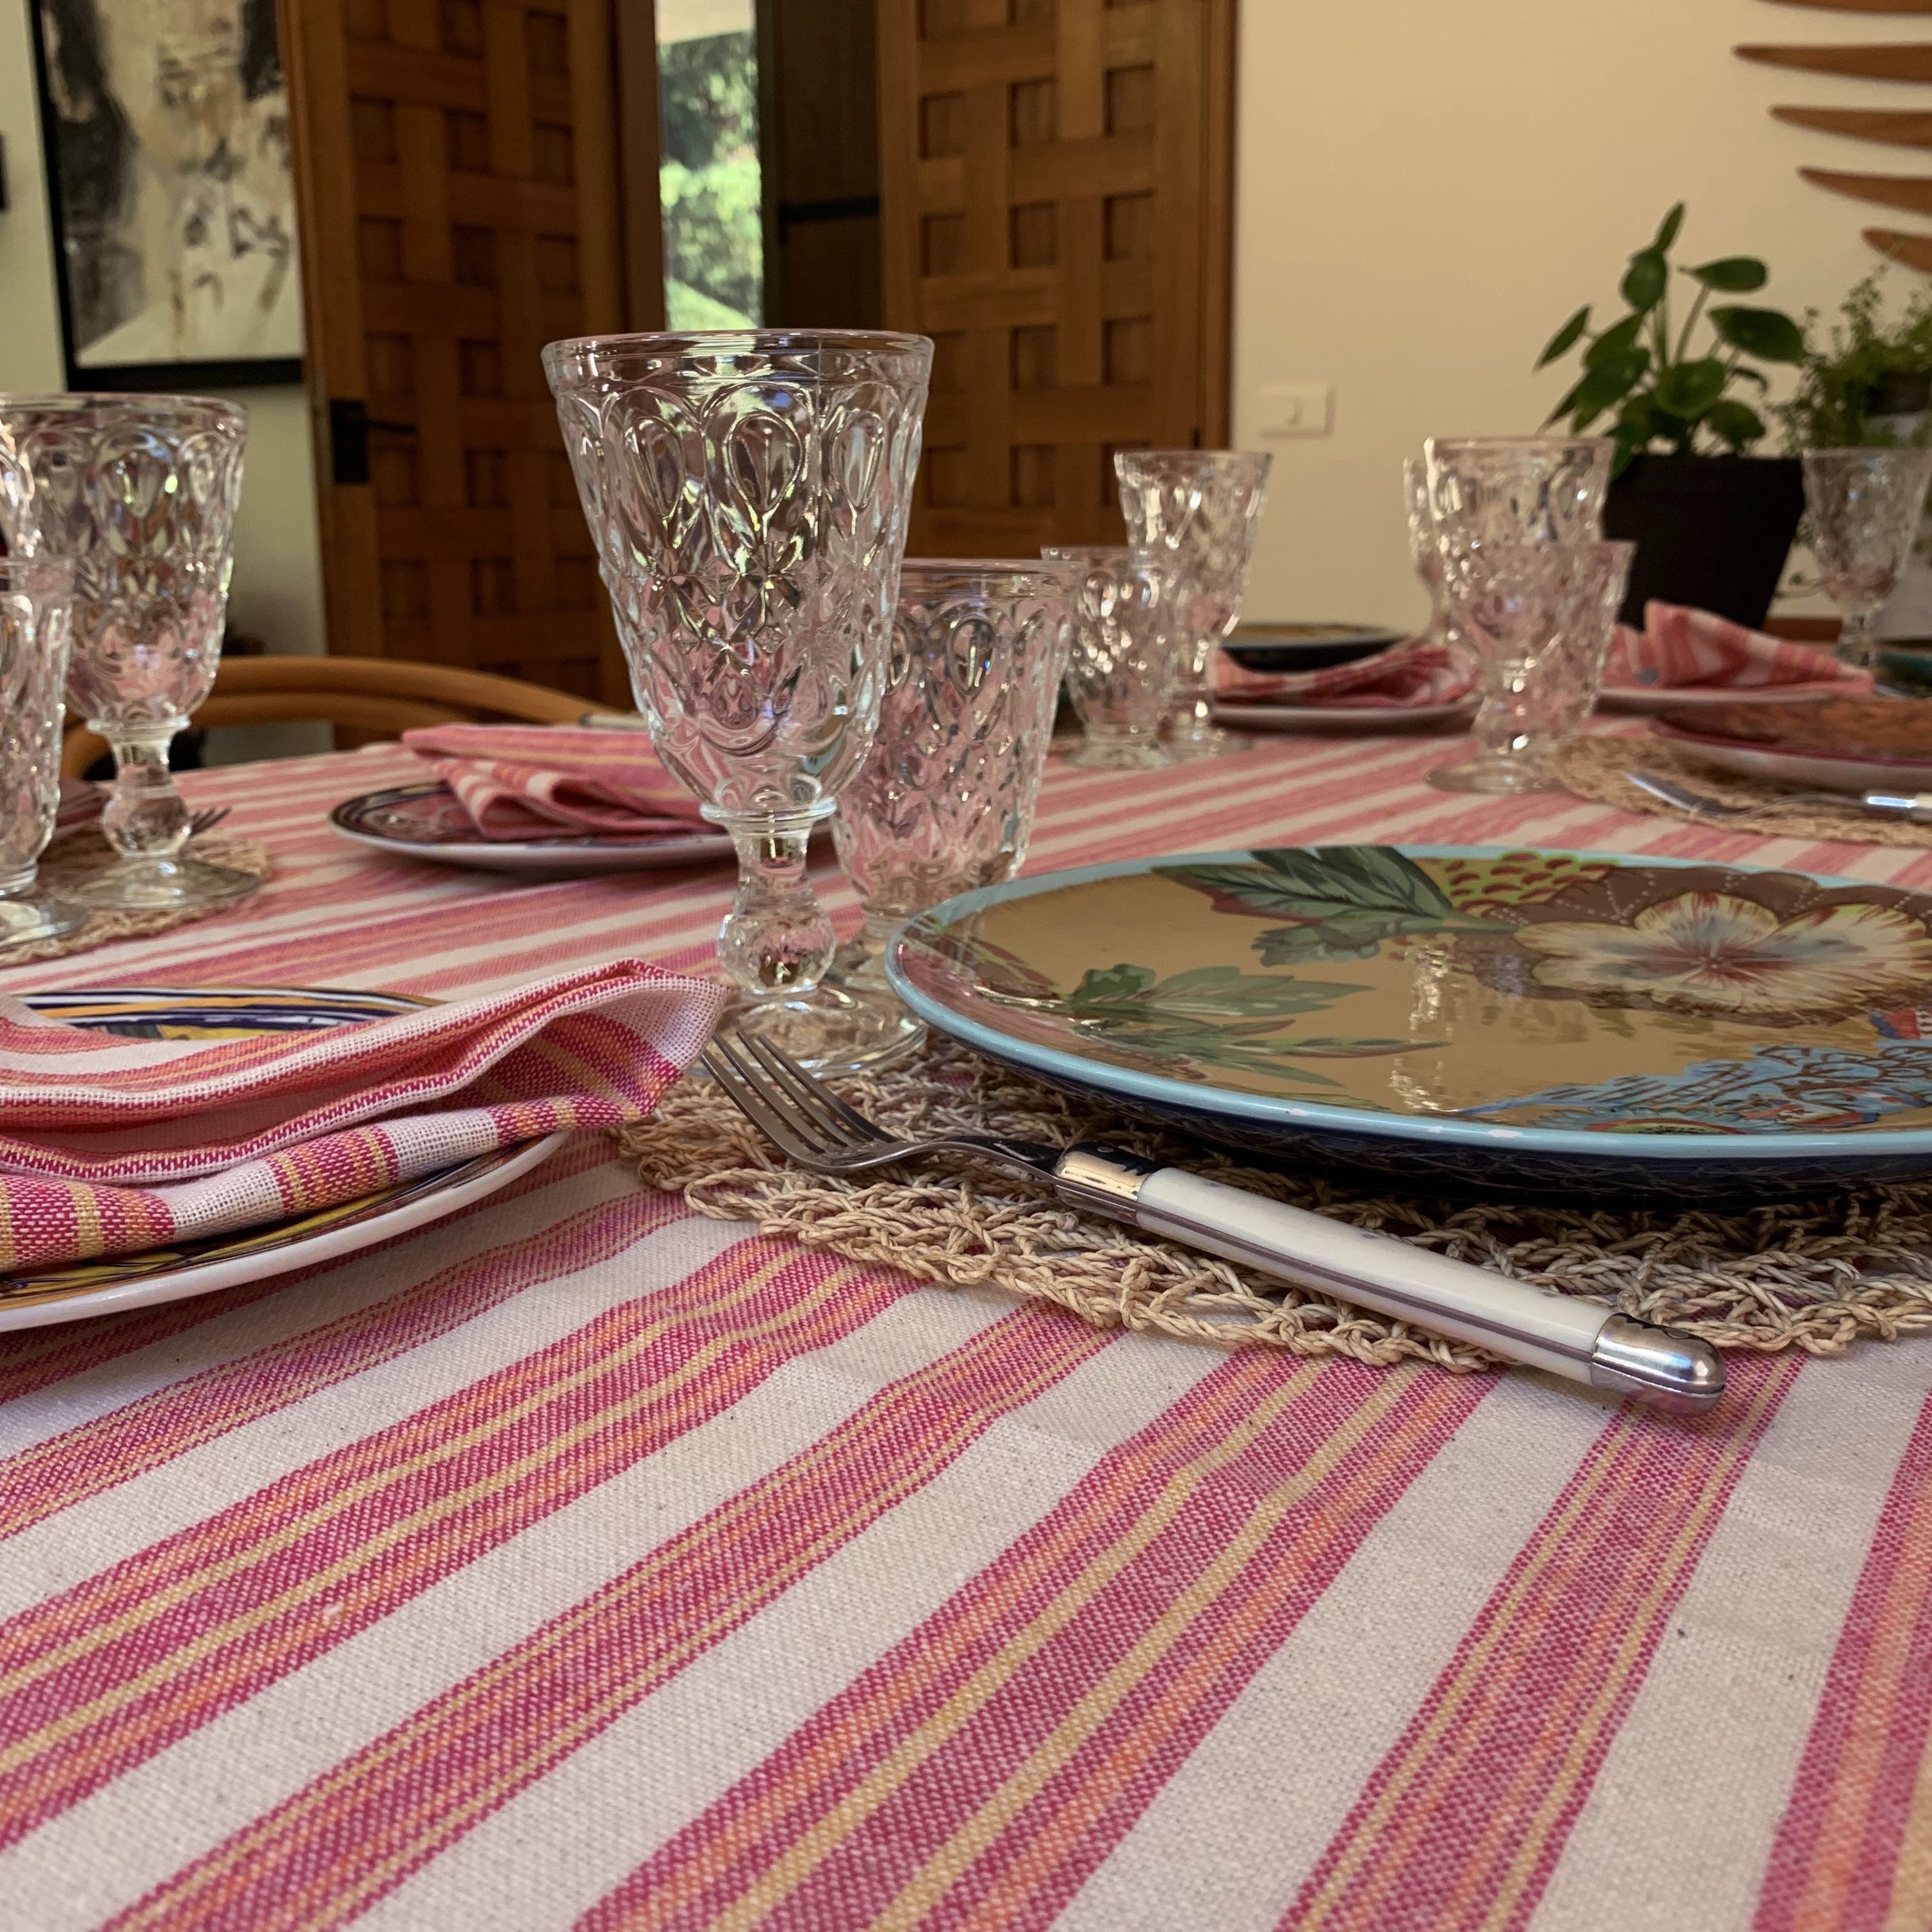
[1258,383,1333,439]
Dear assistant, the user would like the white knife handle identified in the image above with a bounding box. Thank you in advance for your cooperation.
[1053,1147,1723,1414]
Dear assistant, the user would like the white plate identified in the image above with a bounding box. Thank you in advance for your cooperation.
[330,782,734,875]
[1211,699,1477,734]
[0,987,567,1332]
[1655,728,1932,795]
[1597,681,1859,715]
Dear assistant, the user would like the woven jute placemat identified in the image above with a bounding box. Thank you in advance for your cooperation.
[1554,731,1932,848]
[620,1036,1932,1372]
[2,831,273,966]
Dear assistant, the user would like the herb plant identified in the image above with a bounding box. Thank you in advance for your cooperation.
[1536,204,1808,473]
[1780,271,1932,451]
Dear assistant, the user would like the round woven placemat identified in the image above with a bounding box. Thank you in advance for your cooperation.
[1554,731,1932,848]
[3,831,273,966]
[619,1036,1932,1372]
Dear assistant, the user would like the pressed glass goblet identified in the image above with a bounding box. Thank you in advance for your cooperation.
[1113,449,1271,759]
[0,558,85,949]
[1801,447,1932,670]
[1429,542,1630,795]
[1403,457,1454,645]
[544,329,932,1064]
[1042,544,1176,769]
[1423,436,1613,553]
[0,394,253,911]
[825,558,1073,1072]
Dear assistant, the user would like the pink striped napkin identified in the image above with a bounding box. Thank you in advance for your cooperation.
[1605,603,1872,695]
[0,961,724,1272]
[401,725,706,840]
[1212,639,1477,709]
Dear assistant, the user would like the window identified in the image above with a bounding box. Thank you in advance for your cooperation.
[656,0,764,327]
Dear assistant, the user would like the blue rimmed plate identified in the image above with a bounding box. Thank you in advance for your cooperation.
[886,844,1932,1199]
[0,987,567,1331]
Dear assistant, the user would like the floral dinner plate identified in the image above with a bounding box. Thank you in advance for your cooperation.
[0,988,567,1332]
[887,844,1932,1198]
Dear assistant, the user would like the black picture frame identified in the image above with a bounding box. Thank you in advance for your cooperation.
[26,0,305,393]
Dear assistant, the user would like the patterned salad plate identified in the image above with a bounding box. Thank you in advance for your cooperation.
[0,988,566,1333]
[330,782,734,875]
[887,844,1932,1198]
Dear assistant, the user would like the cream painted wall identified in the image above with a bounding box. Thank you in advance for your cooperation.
[0,0,327,670]
[1231,0,1897,630]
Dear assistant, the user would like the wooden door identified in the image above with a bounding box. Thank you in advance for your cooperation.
[876,0,1235,557]
[281,0,659,702]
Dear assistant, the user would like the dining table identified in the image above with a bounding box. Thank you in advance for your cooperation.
[1,726,1928,1932]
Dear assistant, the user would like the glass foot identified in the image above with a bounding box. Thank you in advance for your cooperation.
[1164,724,1252,760]
[729,983,927,1076]
[1065,735,1173,770]
[1426,756,1563,796]
[0,895,86,950]
[64,855,260,913]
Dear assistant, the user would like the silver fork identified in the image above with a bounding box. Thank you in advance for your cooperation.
[1629,770,1932,823]
[187,806,231,838]
[701,1025,1723,1414]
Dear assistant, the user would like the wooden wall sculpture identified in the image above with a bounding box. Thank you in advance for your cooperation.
[875,0,1235,558]
[1740,0,1932,272]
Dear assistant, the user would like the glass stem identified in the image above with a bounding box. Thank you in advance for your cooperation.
[1168,636,1215,737]
[719,818,837,999]
[1839,609,1878,671]
[840,908,905,994]
[1470,663,1533,766]
[100,724,191,863]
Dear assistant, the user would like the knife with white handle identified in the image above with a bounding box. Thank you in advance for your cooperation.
[1054,1147,1724,1414]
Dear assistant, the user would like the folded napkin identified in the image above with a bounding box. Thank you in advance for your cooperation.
[1212,638,1477,708]
[401,725,707,841]
[1605,602,1872,694]
[0,960,724,1273]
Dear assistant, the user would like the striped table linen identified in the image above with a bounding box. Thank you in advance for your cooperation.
[0,735,1928,1932]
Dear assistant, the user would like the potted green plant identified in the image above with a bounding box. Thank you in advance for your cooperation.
[1536,204,1808,627]
[1783,274,1932,652]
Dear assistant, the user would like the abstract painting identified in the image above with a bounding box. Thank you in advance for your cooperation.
[29,0,305,387]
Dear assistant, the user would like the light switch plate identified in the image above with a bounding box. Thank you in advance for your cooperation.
[1258,383,1333,439]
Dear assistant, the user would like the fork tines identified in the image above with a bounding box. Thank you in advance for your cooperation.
[702,1023,891,1170]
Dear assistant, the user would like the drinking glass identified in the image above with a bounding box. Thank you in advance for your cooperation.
[1429,542,1631,795]
[1113,449,1271,759]
[825,558,1073,1072]
[1402,457,1454,644]
[0,394,252,911]
[1043,544,1177,769]
[545,329,932,1064]
[0,558,84,948]
[1802,447,1932,670]
[1423,436,1613,553]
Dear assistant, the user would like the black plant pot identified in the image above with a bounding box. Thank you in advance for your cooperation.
[1602,453,1804,630]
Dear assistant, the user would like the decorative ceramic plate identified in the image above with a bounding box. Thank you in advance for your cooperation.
[1597,681,1859,716]
[0,987,567,1332]
[1221,622,1407,674]
[887,844,1932,1198]
[1656,699,1932,794]
[330,782,734,875]
[1211,699,1477,735]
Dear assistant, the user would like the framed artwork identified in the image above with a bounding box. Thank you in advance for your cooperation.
[27,0,305,390]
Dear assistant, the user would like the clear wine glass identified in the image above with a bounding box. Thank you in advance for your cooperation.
[1043,544,1177,769]
[545,328,932,1065]
[823,557,1072,1072]
[1113,450,1271,759]
[1429,541,1631,795]
[0,395,254,911]
[0,558,85,948]
[1423,436,1614,553]
[1802,447,1932,670]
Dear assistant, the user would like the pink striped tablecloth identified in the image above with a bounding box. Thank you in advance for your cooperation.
[2,735,1929,1932]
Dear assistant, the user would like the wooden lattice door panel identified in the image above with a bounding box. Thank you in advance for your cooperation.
[876,0,1234,558]
[283,0,636,702]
